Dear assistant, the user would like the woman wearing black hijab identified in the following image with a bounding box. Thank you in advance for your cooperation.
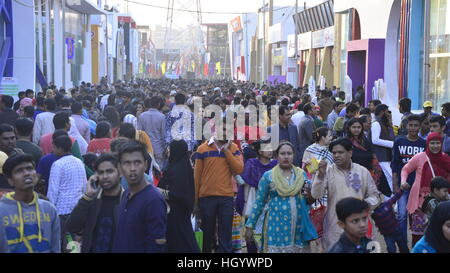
[412,201,450,253]
[159,140,200,253]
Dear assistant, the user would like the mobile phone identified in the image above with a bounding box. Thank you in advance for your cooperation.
[91,177,99,189]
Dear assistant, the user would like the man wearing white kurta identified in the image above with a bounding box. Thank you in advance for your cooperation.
[33,99,56,144]
[312,138,380,252]
[371,104,395,196]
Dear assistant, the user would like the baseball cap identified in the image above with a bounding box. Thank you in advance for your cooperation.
[170,90,177,96]
[423,101,433,108]
[236,90,242,94]
[214,87,221,92]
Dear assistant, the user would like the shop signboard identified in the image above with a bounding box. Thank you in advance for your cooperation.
[66,37,75,60]
[319,76,326,90]
[298,32,311,50]
[312,29,324,49]
[269,23,283,44]
[230,16,242,32]
[0,77,19,98]
[323,26,335,47]
[345,75,353,103]
[309,76,315,96]
[287,34,296,58]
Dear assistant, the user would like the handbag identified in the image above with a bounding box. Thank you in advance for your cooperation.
[195,230,203,251]
[309,200,326,238]
[244,187,256,218]
[370,156,392,197]
[191,215,203,251]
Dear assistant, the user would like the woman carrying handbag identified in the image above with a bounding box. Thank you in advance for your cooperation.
[401,132,450,246]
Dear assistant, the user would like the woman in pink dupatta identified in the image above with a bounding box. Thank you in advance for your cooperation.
[401,132,450,245]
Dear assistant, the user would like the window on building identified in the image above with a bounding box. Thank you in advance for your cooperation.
[65,9,85,86]
[315,48,323,81]
[427,0,450,109]
[301,50,308,63]
[0,15,5,59]
[273,66,282,76]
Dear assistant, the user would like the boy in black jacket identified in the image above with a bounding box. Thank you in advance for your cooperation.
[329,198,375,253]
[422,177,450,220]
[65,153,123,253]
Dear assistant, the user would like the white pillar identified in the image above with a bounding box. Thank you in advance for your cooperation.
[45,0,52,83]
[12,0,36,92]
[53,0,63,87]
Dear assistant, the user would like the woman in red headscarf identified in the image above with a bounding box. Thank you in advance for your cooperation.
[401,132,450,245]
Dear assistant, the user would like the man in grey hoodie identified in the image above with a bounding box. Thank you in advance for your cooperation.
[0,154,61,253]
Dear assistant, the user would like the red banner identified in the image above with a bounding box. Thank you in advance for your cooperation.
[118,16,137,28]
[230,16,242,32]
[240,56,246,74]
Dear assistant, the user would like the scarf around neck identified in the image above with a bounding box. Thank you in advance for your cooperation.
[421,132,450,189]
[272,165,305,197]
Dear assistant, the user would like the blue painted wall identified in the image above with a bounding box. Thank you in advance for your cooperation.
[407,0,424,110]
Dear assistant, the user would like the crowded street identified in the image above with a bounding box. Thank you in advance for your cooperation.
[0,0,449,255]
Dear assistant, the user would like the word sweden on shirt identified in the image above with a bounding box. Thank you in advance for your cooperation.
[3,212,52,226]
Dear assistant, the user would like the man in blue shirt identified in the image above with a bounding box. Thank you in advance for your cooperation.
[429,115,450,155]
[113,140,167,253]
[391,115,426,247]
[423,101,439,116]
[268,105,302,166]
[297,103,316,164]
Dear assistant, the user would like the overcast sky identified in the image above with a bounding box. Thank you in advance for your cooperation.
[106,0,327,29]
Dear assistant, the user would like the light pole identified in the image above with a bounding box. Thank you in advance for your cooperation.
[294,0,298,88]
[262,0,266,85]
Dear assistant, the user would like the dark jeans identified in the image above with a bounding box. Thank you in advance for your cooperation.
[59,214,71,253]
[383,228,410,253]
[199,196,234,253]
[397,189,410,244]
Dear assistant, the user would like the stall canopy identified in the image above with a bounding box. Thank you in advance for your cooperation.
[66,0,107,15]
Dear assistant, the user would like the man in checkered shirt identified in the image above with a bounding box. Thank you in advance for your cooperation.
[47,135,87,252]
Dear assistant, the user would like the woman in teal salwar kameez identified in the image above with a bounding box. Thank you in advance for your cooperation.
[245,142,318,253]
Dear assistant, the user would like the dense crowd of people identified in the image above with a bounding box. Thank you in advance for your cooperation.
[0,78,448,253]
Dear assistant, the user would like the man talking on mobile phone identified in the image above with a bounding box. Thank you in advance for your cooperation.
[65,153,123,253]
[194,117,244,253]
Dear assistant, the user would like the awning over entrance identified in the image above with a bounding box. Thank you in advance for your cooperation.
[66,0,106,15]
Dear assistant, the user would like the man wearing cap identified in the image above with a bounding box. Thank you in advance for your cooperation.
[423,101,439,117]
[168,91,177,110]
[209,87,222,104]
